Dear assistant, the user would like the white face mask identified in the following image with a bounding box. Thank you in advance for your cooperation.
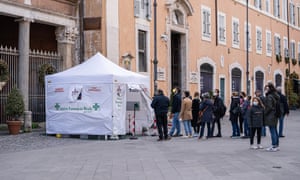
[213,92,218,96]
[253,102,258,106]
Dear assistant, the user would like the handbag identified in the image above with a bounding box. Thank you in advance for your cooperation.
[197,106,208,124]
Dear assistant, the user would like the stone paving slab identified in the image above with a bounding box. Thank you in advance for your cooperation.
[0,110,299,180]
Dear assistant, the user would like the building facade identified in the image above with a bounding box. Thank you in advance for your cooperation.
[0,0,79,123]
[88,0,300,105]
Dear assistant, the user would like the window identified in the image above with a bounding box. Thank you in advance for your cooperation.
[232,17,240,48]
[254,0,262,9]
[283,37,288,58]
[274,35,281,55]
[218,12,226,45]
[282,0,287,21]
[274,0,280,17]
[290,3,295,25]
[256,26,262,54]
[266,0,270,13]
[134,0,151,20]
[244,23,251,51]
[202,6,211,41]
[298,7,300,27]
[266,30,272,56]
[290,41,295,59]
[138,30,147,72]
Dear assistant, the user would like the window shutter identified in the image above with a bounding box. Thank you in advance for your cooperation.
[134,0,140,17]
[146,0,152,20]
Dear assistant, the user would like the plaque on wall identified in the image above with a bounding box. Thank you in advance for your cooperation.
[157,67,166,81]
[190,72,198,84]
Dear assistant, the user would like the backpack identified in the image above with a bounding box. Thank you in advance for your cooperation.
[219,100,227,118]
[271,95,281,118]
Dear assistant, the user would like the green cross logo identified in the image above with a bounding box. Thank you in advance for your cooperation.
[54,103,60,110]
[93,103,100,111]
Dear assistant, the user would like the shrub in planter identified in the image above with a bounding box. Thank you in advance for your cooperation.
[6,88,25,135]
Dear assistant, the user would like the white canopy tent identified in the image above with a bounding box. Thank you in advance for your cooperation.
[45,52,153,135]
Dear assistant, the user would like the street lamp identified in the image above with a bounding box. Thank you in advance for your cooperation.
[153,0,158,95]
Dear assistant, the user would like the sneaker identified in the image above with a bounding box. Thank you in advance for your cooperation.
[266,147,278,152]
[257,145,263,149]
[279,135,285,138]
[250,145,258,149]
[188,135,192,138]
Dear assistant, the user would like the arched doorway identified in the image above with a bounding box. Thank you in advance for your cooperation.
[231,68,242,92]
[255,71,264,91]
[200,63,213,94]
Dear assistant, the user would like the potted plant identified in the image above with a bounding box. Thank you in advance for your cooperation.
[0,59,9,90]
[285,56,290,64]
[292,58,297,66]
[6,88,25,135]
[276,54,282,63]
[288,92,299,110]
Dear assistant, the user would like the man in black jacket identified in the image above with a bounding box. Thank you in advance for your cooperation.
[212,89,223,137]
[276,87,289,138]
[169,87,182,137]
[151,89,171,141]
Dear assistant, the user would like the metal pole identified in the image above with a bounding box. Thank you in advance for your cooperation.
[246,0,250,95]
[153,0,158,95]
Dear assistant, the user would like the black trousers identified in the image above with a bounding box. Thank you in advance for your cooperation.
[155,112,168,139]
[211,117,221,136]
[250,127,262,145]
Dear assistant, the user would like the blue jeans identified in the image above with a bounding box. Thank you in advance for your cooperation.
[183,120,192,136]
[243,117,250,136]
[231,120,240,137]
[261,126,266,136]
[278,115,285,136]
[169,112,181,136]
[269,126,279,147]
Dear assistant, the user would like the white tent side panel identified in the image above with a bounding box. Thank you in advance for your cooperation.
[46,83,114,135]
[112,83,127,135]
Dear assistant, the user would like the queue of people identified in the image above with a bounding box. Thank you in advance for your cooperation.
[151,82,289,152]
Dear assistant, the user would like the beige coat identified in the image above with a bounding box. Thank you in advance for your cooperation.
[179,97,193,121]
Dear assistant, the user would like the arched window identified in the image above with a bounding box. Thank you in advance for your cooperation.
[255,71,264,91]
[231,68,241,92]
[200,63,213,94]
[275,74,282,88]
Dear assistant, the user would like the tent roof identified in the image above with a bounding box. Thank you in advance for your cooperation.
[46,52,150,89]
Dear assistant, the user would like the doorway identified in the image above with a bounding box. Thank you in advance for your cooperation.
[171,32,182,89]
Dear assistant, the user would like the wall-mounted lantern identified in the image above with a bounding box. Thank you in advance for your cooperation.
[122,53,134,70]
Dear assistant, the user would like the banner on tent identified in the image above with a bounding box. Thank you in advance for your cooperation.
[46,84,113,135]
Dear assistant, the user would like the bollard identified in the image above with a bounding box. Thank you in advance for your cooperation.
[23,111,32,132]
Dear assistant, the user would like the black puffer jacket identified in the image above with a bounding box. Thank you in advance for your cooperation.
[247,105,264,128]
[264,91,280,126]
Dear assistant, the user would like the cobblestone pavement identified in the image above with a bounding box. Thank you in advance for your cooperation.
[0,111,299,180]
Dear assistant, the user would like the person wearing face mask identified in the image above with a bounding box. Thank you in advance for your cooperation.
[257,87,268,137]
[241,95,251,138]
[211,89,224,137]
[239,92,247,136]
[247,97,265,149]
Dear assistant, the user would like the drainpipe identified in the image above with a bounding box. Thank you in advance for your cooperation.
[215,0,218,46]
[79,0,84,63]
[246,0,250,95]
[153,0,158,94]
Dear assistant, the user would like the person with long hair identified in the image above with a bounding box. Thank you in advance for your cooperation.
[179,91,193,138]
[192,92,201,136]
[264,82,280,151]
[248,97,264,149]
